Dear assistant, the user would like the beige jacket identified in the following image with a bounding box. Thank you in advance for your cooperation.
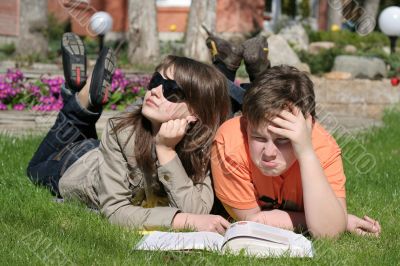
[58,119,214,230]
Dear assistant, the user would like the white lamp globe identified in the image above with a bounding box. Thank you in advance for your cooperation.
[90,11,113,35]
[378,6,400,36]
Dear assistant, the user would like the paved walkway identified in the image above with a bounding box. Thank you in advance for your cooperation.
[0,109,384,136]
[0,110,119,135]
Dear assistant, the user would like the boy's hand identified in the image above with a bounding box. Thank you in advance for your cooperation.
[347,214,381,237]
[268,107,313,158]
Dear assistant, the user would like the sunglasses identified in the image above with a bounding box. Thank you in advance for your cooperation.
[148,72,185,103]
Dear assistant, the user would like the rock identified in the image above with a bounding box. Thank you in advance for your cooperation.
[308,42,335,54]
[279,22,309,51]
[0,60,16,71]
[267,34,302,68]
[382,46,391,55]
[344,45,357,54]
[296,63,311,73]
[332,55,387,79]
[324,71,352,80]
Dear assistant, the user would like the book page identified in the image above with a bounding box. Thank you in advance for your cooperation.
[224,221,291,244]
[135,231,224,251]
[223,221,313,257]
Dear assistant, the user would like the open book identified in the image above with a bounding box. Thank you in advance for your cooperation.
[135,221,313,258]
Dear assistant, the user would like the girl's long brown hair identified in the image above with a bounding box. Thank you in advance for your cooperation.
[112,55,231,183]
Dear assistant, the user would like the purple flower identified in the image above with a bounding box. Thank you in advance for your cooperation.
[110,104,117,110]
[0,102,7,110]
[13,103,25,111]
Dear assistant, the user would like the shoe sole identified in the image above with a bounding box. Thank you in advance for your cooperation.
[89,48,116,108]
[61,32,87,92]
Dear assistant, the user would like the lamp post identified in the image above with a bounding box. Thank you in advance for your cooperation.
[378,6,400,54]
[90,11,113,52]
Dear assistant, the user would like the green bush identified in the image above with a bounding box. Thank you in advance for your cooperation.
[307,30,397,50]
[386,53,400,77]
[297,48,343,75]
[47,13,68,42]
[301,29,400,77]
[0,43,15,55]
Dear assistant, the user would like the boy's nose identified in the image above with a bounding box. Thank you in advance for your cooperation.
[263,142,277,158]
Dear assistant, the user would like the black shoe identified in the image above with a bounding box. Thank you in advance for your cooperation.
[61,32,87,93]
[88,47,116,111]
[242,35,270,81]
[203,26,243,72]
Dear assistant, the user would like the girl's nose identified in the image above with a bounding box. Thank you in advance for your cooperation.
[150,85,162,98]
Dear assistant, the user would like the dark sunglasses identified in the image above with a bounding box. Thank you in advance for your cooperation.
[148,72,185,103]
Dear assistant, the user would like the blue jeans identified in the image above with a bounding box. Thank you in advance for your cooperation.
[27,87,101,196]
[227,80,251,113]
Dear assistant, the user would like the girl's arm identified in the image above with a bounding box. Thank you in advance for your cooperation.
[155,119,214,214]
[157,156,214,214]
[98,121,219,231]
[97,121,180,229]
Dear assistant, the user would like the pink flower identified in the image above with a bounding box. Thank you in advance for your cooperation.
[0,102,7,110]
[13,103,25,111]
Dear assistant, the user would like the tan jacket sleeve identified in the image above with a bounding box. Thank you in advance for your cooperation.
[97,120,179,230]
[157,157,214,214]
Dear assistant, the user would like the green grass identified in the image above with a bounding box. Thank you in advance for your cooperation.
[1,109,400,265]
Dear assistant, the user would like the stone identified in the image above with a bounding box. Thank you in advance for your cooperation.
[382,46,391,55]
[344,45,357,54]
[308,42,335,54]
[296,63,311,73]
[267,34,302,68]
[332,55,387,79]
[279,22,309,51]
[0,60,16,71]
[324,71,352,80]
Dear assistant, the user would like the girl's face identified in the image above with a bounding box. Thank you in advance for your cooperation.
[141,68,193,125]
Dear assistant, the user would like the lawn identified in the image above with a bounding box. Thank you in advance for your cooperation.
[1,109,399,265]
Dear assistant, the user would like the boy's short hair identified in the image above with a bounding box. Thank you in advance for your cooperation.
[242,65,316,127]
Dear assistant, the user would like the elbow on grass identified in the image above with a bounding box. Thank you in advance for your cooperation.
[308,219,347,239]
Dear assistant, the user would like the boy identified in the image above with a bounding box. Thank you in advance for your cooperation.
[208,33,381,237]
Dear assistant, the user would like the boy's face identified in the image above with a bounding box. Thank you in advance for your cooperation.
[247,121,297,176]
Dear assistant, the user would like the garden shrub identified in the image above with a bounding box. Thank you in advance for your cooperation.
[0,69,147,111]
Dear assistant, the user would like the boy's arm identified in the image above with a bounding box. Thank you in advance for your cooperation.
[268,109,347,238]
[224,197,347,231]
[224,204,306,230]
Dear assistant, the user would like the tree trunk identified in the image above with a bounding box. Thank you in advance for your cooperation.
[356,0,379,35]
[16,0,48,56]
[327,0,343,30]
[184,0,217,62]
[128,0,159,65]
[363,0,380,21]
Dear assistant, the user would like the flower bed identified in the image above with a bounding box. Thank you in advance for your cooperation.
[0,69,148,111]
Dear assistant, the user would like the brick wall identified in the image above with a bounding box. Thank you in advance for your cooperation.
[47,0,265,36]
[0,0,20,36]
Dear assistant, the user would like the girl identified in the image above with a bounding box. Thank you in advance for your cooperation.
[27,33,231,234]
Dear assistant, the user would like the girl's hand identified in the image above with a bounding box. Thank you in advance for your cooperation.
[172,213,230,235]
[347,214,381,237]
[155,116,196,165]
[268,107,313,159]
[155,119,188,151]
[155,116,196,151]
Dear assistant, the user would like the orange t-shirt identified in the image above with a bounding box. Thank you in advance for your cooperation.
[211,116,346,211]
